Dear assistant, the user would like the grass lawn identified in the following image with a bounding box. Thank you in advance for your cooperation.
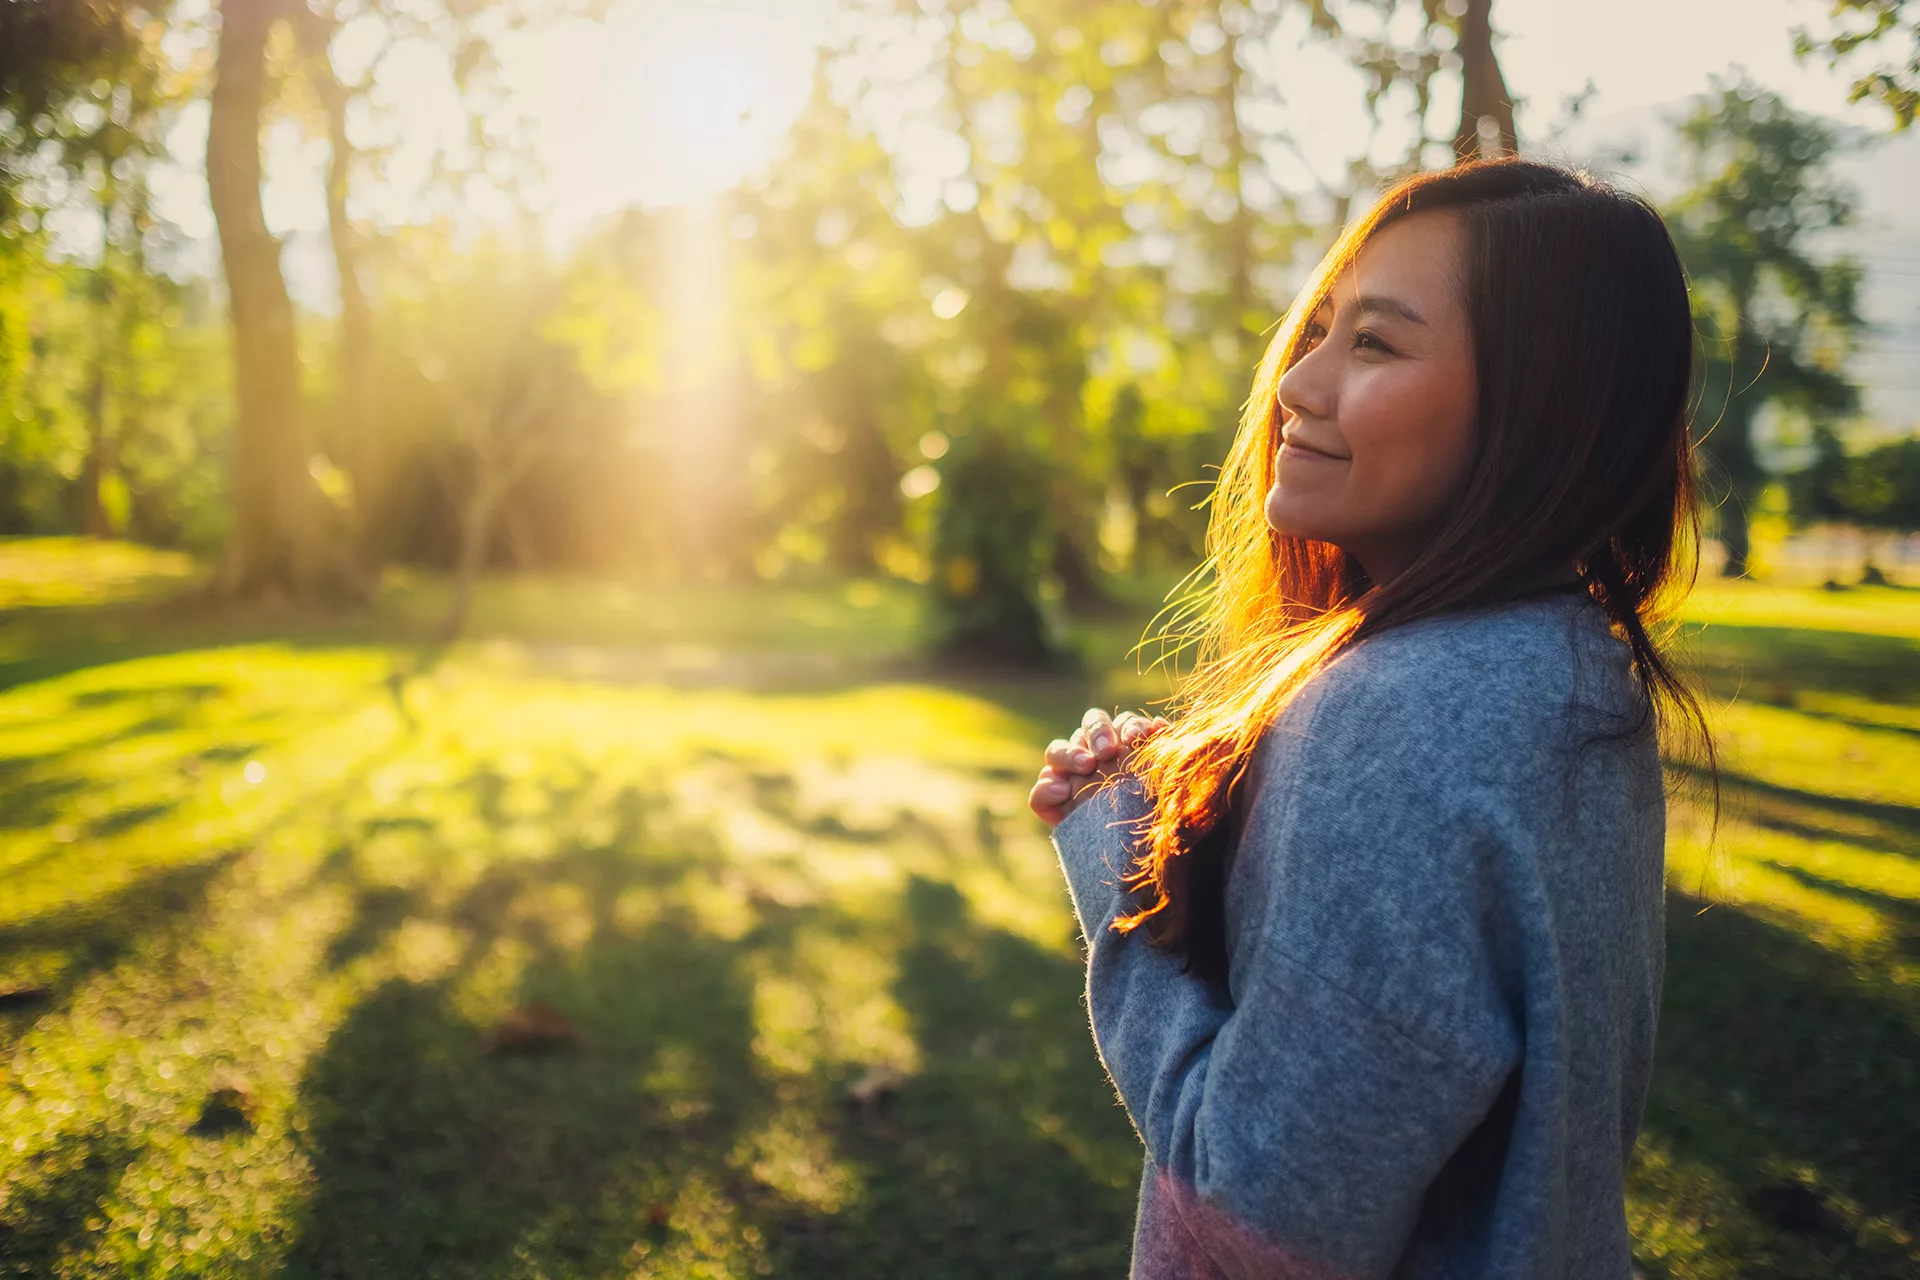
[0,539,1914,1278]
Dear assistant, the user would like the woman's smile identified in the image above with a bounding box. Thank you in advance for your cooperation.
[1278,432,1350,463]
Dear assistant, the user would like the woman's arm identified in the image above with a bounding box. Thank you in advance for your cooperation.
[1052,674,1523,1278]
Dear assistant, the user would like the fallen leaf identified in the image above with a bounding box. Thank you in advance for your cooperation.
[484,1001,581,1055]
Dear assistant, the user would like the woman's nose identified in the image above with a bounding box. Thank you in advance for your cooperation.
[1276,344,1333,423]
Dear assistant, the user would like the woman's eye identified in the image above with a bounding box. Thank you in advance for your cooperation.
[1353,328,1393,354]
[1302,322,1328,349]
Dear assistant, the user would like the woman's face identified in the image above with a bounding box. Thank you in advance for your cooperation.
[1265,210,1478,585]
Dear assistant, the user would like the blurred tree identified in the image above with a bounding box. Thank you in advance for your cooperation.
[1840,435,1920,580]
[930,417,1055,662]
[1451,0,1516,158]
[285,0,545,568]
[0,1,154,219]
[0,2,216,545]
[1787,422,1855,527]
[1785,421,1856,580]
[383,238,610,637]
[1790,428,1920,582]
[732,83,923,578]
[1797,0,1918,130]
[290,3,377,551]
[1668,79,1865,577]
[206,0,363,600]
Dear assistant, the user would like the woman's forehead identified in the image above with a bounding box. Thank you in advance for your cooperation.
[1322,211,1466,311]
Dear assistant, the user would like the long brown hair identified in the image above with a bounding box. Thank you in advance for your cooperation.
[1121,159,1714,958]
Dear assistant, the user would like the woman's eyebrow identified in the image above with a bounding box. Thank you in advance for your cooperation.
[1352,294,1426,324]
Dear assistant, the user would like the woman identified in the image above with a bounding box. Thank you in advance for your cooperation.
[1028,159,1711,1278]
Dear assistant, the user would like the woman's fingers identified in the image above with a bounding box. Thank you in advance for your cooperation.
[1081,707,1119,759]
[1045,737,1098,775]
[1028,766,1074,827]
[1112,710,1171,748]
[1035,711,1174,826]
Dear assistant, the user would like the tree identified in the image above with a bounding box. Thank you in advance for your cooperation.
[0,1,152,221]
[1,3,178,540]
[292,4,377,551]
[386,236,607,638]
[206,0,362,600]
[1451,0,1517,158]
[286,0,538,568]
[1797,0,1919,131]
[1668,79,1866,577]
[1840,435,1920,580]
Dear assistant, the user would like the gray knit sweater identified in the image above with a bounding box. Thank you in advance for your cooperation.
[1052,594,1666,1279]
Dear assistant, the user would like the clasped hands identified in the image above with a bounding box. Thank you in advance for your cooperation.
[1027,708,1169,829]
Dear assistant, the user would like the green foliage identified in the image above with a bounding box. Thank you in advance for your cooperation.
[0,242,229,547]
[1668,78,1867,575]
[0,2,173,224]
[1798,434,1920,533]
[0,0,1525,639]
[1796,0,1920,131]
[1786,423,1856,527]
[929,418,1056,661]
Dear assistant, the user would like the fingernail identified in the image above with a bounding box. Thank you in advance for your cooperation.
[1071,750,1094,768]
[1092,731,1112,753]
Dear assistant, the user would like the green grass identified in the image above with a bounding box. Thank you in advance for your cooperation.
[0,539,1915,1277]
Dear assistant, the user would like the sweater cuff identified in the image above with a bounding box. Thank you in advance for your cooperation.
[1052,775,1152,944]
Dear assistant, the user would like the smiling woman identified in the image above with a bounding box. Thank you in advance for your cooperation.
[1268,211,1480,586]
[1030,159,1718,1280]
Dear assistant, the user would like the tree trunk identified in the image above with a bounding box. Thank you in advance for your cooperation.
[826,377,896,575]
[207,0,359,601]
[439,491,487,640]
[302,11,377,555]
[1213,9,1257,348]
[1717,490,1755,578]
[78,297,114,537]
[77,202,117,538]
[442,480,498,641]
[1713,321,1769,578]
[1453,0,1518,160]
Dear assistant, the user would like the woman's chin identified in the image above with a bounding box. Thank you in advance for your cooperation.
[1263,488,1337,542]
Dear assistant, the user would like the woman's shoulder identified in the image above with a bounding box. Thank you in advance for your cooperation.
[1277,593,1639,771]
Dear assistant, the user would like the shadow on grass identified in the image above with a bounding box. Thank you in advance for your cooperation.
[273,758,1139,1279]
[1759,862,1920,961]
[0,1127,139,1278]
[0,773,88,831]
[1642,892,1919,1271]
[282,773,769,1278]
[0,850,245,1046]
[282,922,763,1279]
[805,874,1135,1280]
[1682,624,1920,711]
[1670,761,1920,860]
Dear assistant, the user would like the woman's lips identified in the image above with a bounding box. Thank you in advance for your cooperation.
[1279,436,1350,462]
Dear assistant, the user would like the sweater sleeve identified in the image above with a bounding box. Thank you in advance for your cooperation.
[1052,668,1528,1279]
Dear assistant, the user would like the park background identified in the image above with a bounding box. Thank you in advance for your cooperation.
[1,0,1917,1276]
